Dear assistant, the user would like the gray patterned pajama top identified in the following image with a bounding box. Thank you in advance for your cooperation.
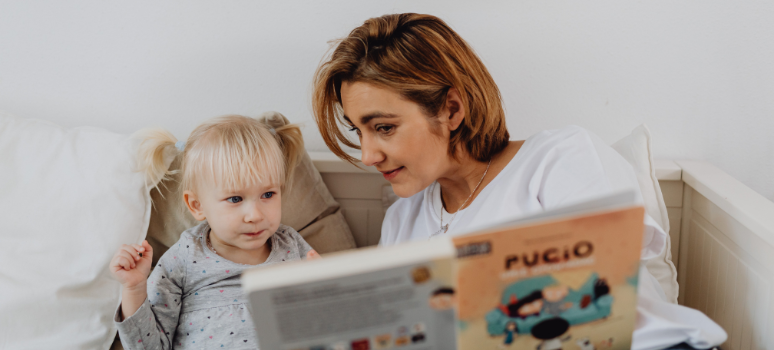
[115,222,313,350]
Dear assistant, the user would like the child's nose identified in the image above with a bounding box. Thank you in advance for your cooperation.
[244,202,265,223]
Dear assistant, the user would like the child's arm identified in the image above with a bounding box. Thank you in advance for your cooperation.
[111,241,186,349]
[110,241,152,318]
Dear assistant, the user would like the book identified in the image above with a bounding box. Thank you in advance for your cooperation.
[242,191,644,350]
[242,238,458,350]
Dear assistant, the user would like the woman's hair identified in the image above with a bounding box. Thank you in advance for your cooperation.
[135,114,304,194]
[313,13,509,163]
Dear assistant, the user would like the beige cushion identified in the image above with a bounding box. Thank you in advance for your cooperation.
[612,124,679,303]
[145,113,356,267]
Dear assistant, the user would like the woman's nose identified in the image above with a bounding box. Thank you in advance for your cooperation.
[360,135,385,167]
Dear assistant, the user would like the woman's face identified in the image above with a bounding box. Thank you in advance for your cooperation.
[340,81,453,198]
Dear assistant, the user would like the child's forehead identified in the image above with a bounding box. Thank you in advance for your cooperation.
[213,180,280,193]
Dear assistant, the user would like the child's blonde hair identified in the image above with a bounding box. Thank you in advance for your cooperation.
[136,113,304,194]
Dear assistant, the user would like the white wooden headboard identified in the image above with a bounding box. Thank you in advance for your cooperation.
[310,152,774,350]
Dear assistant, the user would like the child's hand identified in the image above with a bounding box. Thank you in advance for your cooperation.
[306,250,321,260]
[110,240,153,289]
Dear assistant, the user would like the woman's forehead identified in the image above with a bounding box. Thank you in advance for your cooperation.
[341,81,422,124]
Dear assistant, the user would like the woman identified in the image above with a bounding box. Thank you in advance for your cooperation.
[312,13,724,350]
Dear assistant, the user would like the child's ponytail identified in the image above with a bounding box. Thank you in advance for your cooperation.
[258,111,305,187]
[132,128,179,190]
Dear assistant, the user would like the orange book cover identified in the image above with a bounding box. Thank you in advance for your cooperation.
[452,206,644,350]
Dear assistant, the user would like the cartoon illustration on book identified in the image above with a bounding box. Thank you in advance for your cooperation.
[502,321,517,347]
[411,322,426,343]
[576,337,595,350]
[394,326,410,346]
[486,273,612,344]
[428,287,456,310]
[530,318,572,350]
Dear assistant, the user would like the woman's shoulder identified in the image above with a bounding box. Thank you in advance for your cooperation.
[506,125,608,172]
[522,125,597,152]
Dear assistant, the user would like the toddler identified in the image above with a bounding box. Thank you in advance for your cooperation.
[110,114,318,349]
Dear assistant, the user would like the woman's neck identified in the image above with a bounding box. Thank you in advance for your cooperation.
[437,141,525,213]
[208,229,272,265]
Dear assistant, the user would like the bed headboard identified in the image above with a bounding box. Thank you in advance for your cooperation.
[309,152,389,247]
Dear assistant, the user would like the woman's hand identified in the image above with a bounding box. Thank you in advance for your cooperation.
[110,241,153,288]
[110,240,153,320]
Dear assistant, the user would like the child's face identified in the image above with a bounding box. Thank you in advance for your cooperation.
[186,181,282,252]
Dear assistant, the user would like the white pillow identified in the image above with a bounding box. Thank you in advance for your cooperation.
[0,112,154,349]
[611,124,679,303]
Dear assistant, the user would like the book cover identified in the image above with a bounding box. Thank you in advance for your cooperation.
[452,206,644,350]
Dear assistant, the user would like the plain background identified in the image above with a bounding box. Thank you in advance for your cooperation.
[1,1,772,200]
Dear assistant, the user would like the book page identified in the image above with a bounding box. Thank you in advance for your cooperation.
[248,259,457,350]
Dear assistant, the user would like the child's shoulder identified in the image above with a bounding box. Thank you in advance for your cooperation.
[178,222,209,243]
[157,222,208,260]
[273,224,303,243]
[272,224,311,255]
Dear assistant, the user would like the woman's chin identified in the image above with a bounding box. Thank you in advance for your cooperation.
[390,183,425,199]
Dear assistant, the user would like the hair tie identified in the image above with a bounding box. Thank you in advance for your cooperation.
[269,128,276,136]
[175,140,186,152]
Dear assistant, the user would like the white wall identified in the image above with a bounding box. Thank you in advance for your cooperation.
[1,1,772,200]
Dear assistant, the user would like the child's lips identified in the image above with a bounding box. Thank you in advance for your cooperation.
[242,230,265,237]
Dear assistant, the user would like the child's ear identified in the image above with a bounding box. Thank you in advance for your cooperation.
[183,191,206,221]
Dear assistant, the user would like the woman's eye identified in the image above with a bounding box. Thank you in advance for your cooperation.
[261,192,275,199]
[348,126,362,136]
[375,125,394,134]
[226,196,243,204]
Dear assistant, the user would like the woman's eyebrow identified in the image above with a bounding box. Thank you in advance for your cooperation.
[343,112,398,125]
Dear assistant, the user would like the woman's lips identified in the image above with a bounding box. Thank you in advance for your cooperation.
[381,166,404,181]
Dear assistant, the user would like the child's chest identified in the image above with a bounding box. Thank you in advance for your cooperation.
[173,302,258,349]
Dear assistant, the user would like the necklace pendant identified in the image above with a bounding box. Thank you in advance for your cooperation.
[431,225,447,238]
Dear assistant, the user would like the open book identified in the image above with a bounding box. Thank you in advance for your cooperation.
[242,191,644,350]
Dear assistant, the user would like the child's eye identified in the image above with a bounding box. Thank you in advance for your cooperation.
[261,192,275,199]
[226,196,243,203]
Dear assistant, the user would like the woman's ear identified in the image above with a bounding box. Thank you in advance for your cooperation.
[443,88,466,131]
[183,190,206,221]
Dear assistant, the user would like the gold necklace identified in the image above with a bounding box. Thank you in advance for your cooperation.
[432,159,491,237]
